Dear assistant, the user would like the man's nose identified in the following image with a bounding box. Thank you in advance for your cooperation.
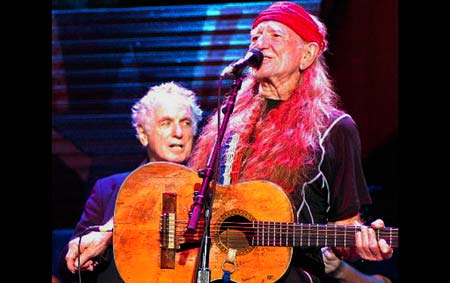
[172,123,183,138]
[252,34,269,49]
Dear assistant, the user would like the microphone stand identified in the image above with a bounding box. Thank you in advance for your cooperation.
[187,76,244,283]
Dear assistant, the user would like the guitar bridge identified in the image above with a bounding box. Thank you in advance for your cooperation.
[160,192,177,269]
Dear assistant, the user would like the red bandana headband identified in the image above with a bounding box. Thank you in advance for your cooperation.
[252,1,325,52]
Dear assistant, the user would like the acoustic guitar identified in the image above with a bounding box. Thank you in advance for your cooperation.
[113,162,398,283]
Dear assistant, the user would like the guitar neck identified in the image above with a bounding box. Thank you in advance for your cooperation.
[250,222,399,248]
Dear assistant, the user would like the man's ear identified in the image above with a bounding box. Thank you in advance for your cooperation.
[299,42,320,71]
[137,125,148,146]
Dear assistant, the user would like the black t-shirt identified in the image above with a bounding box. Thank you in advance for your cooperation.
[284,112,372,283]
[294,113,372,224]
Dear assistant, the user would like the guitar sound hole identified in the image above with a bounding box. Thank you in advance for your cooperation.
[217,214,254,255]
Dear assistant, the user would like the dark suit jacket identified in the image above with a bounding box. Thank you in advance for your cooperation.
[57,172,130,283]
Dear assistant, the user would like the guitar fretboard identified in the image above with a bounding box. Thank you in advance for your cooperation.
[250,222,398,248]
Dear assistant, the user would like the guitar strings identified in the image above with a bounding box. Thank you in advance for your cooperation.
[157,221,399,247]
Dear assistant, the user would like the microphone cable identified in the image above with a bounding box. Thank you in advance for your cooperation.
[77,233,83,283]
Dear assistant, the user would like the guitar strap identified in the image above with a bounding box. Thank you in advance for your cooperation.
[218,130,241,186]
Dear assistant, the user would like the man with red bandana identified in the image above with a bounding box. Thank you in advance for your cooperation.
[57,82,203,283]
[188,2,395,282]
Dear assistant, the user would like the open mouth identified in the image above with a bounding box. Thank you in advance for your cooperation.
[169,144,184,150]
[260,56,271,65]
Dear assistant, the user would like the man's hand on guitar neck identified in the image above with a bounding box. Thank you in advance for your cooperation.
[355,219,393,261]
[333,216,394,261]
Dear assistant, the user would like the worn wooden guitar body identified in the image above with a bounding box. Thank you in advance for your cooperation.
[113,162,398,283]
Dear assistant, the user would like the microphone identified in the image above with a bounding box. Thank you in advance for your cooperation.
[220,48,263,78]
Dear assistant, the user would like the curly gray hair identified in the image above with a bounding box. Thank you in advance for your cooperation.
[131,81,203,138]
